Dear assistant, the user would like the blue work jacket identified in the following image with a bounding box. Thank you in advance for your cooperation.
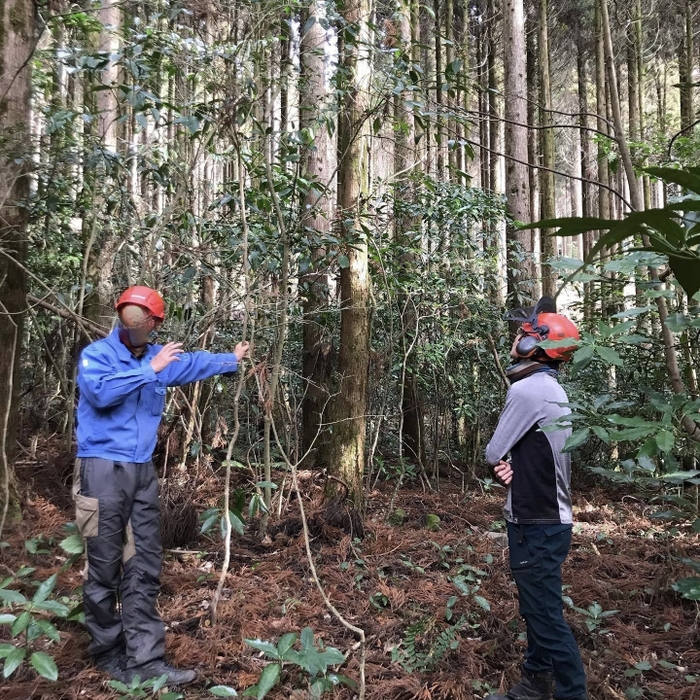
[76,328,239,463]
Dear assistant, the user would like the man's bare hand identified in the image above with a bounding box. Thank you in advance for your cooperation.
[151,342,184,373]
[234,341,250,361]
[493,460,513,486]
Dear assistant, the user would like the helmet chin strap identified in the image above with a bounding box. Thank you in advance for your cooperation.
[506,359,559,383]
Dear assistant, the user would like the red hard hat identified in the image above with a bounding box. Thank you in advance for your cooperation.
[521,312,580,361]
[115,286,165,320]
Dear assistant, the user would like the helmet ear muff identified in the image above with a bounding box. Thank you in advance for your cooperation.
[515,334,540,358]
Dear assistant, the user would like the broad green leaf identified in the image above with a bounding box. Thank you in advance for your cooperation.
[11,611,31,638]
[256,662,281,700]
[660,470,700,484]
[277,632,298,658]
[611,306,652,318]
[573,345,594,363]
[474,595,491,611]
[608,426,657,441]
[636,454,656,472]
[244,638,280,660]
[255,481,278,490]
[3,646,26,678]
[605,414,657,428]
[35,619,60,643]
[655,430,675,453]
[0,614,16,625]
[30,651,58,681]
[596,346,623,366]
[668,254,700,299]
[60,534,84,555]
[0,589,27,605]
[609,320,637,336]
[210,685,239,696]
[591,426,610,443]
[645,167,700,195]
[0,644,15,659]
[520,216,617,235]
[33,600,70,616]
[563,429,590,452]
[33,573,58,603]
[300,626,315,651]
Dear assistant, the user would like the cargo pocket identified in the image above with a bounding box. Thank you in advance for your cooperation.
[75,494,99,538]
[151,385,166,416]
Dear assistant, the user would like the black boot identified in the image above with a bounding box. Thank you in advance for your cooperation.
[126,659,197,686]
[95,650,130,684]
[485,670,554,700]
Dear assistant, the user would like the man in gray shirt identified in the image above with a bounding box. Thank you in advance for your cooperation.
[484,298,588,700]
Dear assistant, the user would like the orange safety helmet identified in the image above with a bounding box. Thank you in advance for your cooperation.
[517,312,580,361]
[506,296,580,361]
[115,286,166,321]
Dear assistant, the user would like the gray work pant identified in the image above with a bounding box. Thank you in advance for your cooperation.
[73,458,165,668]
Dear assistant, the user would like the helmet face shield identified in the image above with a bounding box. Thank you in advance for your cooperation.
[119,304,159,347]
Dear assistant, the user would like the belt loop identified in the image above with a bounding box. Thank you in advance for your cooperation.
[517,523,525,545]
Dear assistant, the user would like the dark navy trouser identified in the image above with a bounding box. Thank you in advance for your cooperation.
[74,458,165,669]
[507,522,587,700]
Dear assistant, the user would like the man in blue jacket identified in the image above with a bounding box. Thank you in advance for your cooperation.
[73,285,249,686]
[484,297,588,700]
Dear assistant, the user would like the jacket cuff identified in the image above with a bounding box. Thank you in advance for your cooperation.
[215,353,239,374]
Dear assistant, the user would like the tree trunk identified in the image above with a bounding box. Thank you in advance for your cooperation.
[0,0,33,527]
[538,0,556,296]
[575,11,594,317]
[476,1,490,191]
[83,0,121,326]
[434,0,444,179]
[300,2,334,464]
[503,0,534,306]
[445,0,456,174]
[594,0,611,315]
[395,0,427,472]
[487,0,499,193]
[327,0,372,510]
[679,0,695,129]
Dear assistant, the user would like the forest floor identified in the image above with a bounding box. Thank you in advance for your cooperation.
[1,451,699,700]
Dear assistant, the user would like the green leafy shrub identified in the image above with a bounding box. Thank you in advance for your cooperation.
[242,627,355,700]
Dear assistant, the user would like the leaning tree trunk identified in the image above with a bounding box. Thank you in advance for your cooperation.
[327,0,372,510]
[503,0,534,306]
[0,0,34,529]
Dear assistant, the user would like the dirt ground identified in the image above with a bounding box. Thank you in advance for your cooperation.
[1,458,699,700]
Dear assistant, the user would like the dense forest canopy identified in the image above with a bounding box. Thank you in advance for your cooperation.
[0,0,699,695]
